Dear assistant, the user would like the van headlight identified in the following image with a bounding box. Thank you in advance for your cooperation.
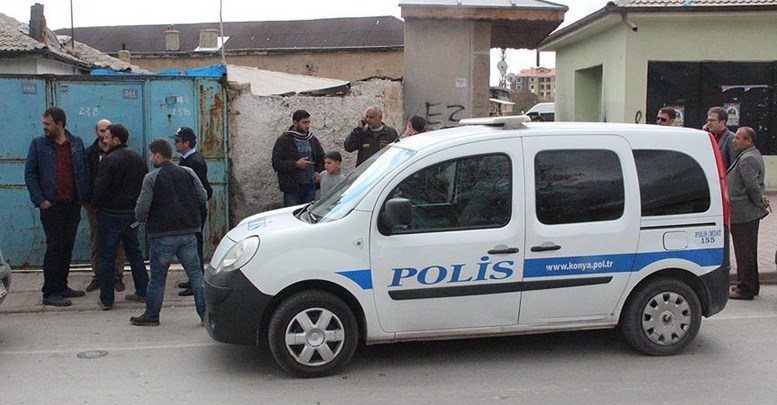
[215,236,259,274]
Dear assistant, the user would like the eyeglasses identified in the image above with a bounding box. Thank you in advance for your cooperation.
[656,117,669,123]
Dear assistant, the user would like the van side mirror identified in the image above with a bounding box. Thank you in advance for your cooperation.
[380,198,412,232]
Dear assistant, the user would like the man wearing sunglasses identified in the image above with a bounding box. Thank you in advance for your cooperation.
[655,107,677,126]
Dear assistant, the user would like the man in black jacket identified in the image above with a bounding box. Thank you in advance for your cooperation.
[84,119,125,293]
[173,127,212,296]
[130,138,208,326]
[92,124,149,310]
[344,105,398,166]
[271,110,325,207]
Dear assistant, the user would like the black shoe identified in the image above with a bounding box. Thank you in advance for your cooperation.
[98,300,113,311]
[178,281,191,289]
[60,288,85,298]
[130,315,160,326]
[178,288,194,296]
[42,295,72,307]
[85,279,100,292]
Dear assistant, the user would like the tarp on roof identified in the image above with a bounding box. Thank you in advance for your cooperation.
[226,65,350,96]
[91,63,350,96]
[91,64,226,77]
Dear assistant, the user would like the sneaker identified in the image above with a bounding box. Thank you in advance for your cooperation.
[178,281,191,289]
[85,278,100,292]
[125,293,146,303]
[178,288,194,296]
[130,315,159,326]
[115,279,126,292]
[60,288,85,298]
[98,300,113,311]
[42,295,72,307]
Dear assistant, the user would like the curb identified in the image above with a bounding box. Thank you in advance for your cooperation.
[0,268,195,315]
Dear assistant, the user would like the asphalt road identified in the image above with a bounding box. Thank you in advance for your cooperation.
[2,287,777,405]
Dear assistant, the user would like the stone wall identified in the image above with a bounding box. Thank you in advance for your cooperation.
[228,79,403,223]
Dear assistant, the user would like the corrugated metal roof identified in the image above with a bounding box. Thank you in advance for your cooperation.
[54,16,404,55]
[227,65,350,96]
[399,0,567,9]
[616,0,777,5]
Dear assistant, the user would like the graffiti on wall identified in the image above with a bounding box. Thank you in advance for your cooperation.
[423,102,466,128]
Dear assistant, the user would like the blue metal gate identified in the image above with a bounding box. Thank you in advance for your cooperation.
[0,74,228,267]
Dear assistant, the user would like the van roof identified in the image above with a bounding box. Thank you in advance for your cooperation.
[395,120,706,151]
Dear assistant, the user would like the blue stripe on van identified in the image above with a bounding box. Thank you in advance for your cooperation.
[524,248,724,278]
[337,269,373,290]
[341,248,724,290]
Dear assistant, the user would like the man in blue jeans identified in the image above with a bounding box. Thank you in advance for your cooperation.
[92,124,149,310]
[131,138,207,326]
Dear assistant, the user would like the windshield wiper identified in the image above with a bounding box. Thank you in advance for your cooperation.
[303,202,321,223]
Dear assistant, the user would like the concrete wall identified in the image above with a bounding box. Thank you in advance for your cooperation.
[120,49,404,81]
[403,19,491,128]
[228,79,403,223]
[553,20,626,123]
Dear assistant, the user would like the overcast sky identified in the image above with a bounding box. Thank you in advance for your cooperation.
[4,0,609,83]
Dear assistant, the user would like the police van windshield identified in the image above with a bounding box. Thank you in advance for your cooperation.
[302,146,415,223]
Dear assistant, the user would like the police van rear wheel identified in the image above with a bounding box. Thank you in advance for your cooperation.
[620,278,701,356]
[268,290,358,378]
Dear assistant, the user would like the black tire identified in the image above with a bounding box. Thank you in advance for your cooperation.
[267,290,358,378]
[620,278,702,356]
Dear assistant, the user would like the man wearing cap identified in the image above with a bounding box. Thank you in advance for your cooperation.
[130,138,208,326]
[173,127,212,296]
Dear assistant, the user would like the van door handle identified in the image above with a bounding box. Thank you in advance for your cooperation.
[487,247,520,255]
[531,243,561,252]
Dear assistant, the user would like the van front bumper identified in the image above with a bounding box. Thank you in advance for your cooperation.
[203,266,273,346]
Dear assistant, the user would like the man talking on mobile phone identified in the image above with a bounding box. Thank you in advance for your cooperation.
[272,110,325,207]
[344,105,398,167]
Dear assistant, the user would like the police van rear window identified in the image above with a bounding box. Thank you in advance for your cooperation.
[634,150,710,216]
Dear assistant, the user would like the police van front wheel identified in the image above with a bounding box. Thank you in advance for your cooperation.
[620,278,702,356]
[268,290,359,378]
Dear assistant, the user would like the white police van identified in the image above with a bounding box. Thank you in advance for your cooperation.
[204,116,730,378]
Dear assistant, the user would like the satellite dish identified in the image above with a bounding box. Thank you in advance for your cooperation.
[506,73,517,83]
[496,60,508,73]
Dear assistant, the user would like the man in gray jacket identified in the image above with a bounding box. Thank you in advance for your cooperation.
[130,138,207,326]
[727,126,770,300]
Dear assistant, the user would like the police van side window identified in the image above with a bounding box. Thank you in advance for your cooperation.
[633,150,710,216]
[387,154,512,233]
[535,150,624,225]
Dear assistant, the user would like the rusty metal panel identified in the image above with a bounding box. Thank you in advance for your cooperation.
[0,75,229,267]
[52,79,148,263]
[196,78,228,259]
[0,77,48,266]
